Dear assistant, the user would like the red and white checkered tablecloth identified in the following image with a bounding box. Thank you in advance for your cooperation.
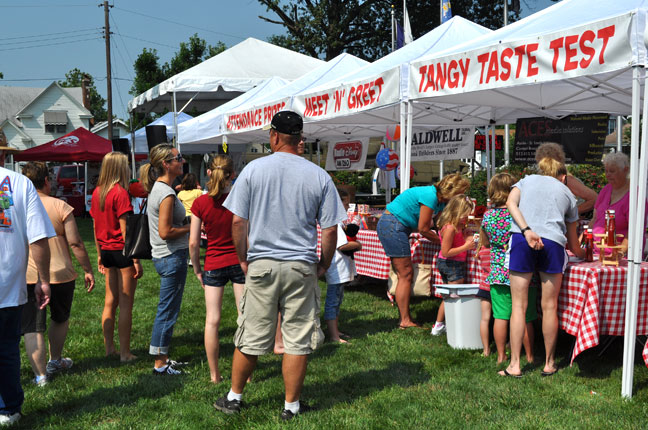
[558,261,648,365]
[319,229,483,289]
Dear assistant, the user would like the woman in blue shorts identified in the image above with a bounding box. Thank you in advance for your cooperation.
[502,157,585,378]
[376,173,469,329]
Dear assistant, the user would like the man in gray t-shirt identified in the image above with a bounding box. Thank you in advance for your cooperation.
[215,111,346,420]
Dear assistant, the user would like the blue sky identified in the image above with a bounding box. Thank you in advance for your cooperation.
[0,0,556,121]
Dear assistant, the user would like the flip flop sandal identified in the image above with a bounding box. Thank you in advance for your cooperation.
[541,369,558,377]
[498,369,523,378]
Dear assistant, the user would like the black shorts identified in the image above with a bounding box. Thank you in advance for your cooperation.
[100,249,134,269]
[21,280,75,334]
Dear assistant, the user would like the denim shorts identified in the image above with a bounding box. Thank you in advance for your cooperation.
[437,258,467,283]
[376,213,412,257]
[509,233,567,274]
[203,264,245,287]
[324,282,348,321]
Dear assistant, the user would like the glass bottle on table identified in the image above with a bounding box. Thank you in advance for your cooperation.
[606,209,616,247]
[585,228,594,262]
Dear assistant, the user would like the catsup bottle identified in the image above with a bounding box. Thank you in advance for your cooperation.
[606,210,616,246]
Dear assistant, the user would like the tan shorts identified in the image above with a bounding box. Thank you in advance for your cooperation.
[234,259,324,356]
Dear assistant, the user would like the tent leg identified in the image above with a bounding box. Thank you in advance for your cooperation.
[399,101,407,193]
[621,66,644,399]
[130,111,136,180]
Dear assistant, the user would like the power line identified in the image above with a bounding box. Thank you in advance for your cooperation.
[114,6,244,41]
[0,31,103,47]
[0,36,102,51]
[0,28,100,41]
[113,33,177,50]
[0,4,93,7]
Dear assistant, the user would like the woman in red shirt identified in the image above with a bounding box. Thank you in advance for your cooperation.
[90,152,143,362]
[189,155,244,384]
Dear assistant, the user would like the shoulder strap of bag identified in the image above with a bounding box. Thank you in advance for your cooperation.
[139,198,147,214]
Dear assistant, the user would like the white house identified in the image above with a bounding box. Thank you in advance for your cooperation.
[91,119,130,140]
[0,82,93,154]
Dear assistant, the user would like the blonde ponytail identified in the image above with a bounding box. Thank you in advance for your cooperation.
[139,144,174,192]
[207,155,234,198]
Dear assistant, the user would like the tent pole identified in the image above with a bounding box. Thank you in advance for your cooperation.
[484,126,491,185]
[84,162,88,217]
[504,124,510,165]
[173,91,178,149]
[405,100,413,189]
[617,115,623,152]
[130,111,136,180]
[490,125,496,178]
[621,66,643,399]
[399,101,407,193]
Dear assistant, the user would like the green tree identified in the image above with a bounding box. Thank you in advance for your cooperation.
[257,0,520,61]
[130,34,226,97]
[128,35,226,128]
[58,68,107,122]
[0,72,3,79]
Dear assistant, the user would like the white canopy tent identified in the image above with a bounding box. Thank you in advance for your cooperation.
[215,53,370,144]
[128,112,193,154]
[177,76,290,153]
[127,37,324,115]
[406,0,647,398]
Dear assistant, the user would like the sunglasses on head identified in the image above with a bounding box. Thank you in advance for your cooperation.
[166,153,183,163]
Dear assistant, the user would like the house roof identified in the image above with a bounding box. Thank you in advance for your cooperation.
[16,82,91,119]
[91,118,129,133]
[0,87,42,127]
[0,84,87,128]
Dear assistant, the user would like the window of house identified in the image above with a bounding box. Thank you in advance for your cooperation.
[112,127,120,138]
[250,147,258,153]
[44,111,68,134]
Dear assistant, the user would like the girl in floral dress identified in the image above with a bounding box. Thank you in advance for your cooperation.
[481,173,536,365]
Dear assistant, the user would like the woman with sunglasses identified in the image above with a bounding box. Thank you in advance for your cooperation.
[140,144,190,375]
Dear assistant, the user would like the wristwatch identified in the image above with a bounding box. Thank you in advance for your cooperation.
[521,226,532,235]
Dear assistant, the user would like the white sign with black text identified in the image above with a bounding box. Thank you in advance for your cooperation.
[410,127,475,161]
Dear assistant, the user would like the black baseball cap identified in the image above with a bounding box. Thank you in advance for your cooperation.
[268,110,303,135]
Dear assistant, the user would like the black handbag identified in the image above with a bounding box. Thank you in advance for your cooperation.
[122,200,152,260]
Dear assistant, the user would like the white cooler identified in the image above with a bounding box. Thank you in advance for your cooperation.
[434,284,482,350]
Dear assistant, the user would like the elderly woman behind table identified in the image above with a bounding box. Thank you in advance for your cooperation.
[376,173,469,329]
[503,157,585,378]
[535,142,598,215]
[590,152,648,257]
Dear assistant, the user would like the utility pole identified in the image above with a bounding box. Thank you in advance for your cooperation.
[103,1,113,142]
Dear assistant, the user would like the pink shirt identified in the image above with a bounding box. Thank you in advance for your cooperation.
[592,183,647,253]
[438,224,468,262]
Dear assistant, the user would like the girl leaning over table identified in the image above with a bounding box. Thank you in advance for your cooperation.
[376,173,469,329]
[502,157,585,378]
[140,144,190,376]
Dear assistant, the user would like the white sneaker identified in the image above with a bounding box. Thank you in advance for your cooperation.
[32,375,48,387]
[431,323,446,336]
[0,413,21,427]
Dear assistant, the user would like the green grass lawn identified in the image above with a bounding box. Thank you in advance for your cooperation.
[15,218,648,429]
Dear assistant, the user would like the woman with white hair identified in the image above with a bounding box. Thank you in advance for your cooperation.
[590,151,647,256]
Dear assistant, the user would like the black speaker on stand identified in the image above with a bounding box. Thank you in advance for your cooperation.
[145,125,168,152]
[112,138,130,156]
